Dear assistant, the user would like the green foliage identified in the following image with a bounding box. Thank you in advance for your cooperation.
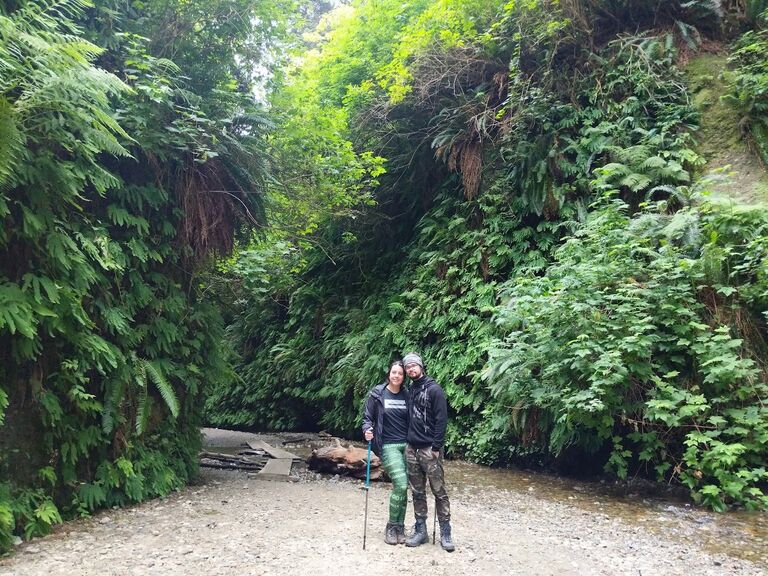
[0,0,289,552]
[303,0,433,107]
[485,192,768,510]
[726,27,768,165]
[206,0,768,512]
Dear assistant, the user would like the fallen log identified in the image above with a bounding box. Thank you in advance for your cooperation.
[237,448,267,457]
[200,451,263,463]
[199,451,267,471]
[282,437,312,445]
[306,440,385,480]
[200,458,264,471]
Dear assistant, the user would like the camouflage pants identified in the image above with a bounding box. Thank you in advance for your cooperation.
[405,445,451,523]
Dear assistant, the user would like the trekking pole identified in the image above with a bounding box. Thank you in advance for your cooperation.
[363,440,372,550]
[432,497,437,545]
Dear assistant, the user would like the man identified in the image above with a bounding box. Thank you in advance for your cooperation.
[402,352,455,552]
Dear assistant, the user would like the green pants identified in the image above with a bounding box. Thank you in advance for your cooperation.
[381,442,408,524]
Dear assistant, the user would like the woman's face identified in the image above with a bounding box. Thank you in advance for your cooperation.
[389,364,404,386]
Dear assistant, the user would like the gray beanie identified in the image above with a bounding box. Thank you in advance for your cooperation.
[402,352,424,370]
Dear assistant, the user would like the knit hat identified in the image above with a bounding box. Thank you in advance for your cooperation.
[402,352,424,370]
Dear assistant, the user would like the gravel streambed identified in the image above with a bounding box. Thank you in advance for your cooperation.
[0,429,764,576]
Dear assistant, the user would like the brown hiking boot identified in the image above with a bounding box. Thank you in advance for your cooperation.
[384,522,398,545]
[395,523,406,544]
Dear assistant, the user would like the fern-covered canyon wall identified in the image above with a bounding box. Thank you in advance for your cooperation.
[2,0,768,551]
[206,0,768,512]
[0,0,305,550]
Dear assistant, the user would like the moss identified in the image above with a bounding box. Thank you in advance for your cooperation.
[687,55,742,156]
[685,53,768,202]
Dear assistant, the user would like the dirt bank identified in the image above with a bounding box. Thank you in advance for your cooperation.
[0,429,764,576]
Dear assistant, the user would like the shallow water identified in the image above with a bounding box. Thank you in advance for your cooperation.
[447,460,768,567]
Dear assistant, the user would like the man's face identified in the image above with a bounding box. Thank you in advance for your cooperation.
[405,363,423,379]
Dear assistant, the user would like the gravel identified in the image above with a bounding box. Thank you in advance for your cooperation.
[0,429,764,576]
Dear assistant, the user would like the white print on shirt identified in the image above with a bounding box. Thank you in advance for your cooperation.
[384,399,407,410]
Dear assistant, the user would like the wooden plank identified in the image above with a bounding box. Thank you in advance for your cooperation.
[246,440,301,461]
[257,458,293,481]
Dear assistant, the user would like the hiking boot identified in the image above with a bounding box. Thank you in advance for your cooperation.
[439,520,455,552]
[384,522,398,545]
[405,518,429,547]
[394,523,406,544]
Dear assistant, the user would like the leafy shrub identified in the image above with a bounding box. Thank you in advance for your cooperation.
[726,27,768,165]
[485,191,768,510]
[0,0,277,551]
[196,0,768,513]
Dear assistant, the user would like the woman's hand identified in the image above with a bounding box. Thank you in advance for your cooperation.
[364,429,373,442]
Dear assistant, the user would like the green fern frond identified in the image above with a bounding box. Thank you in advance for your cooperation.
[0,388,8,426]
[641,156,666,170]
[143,360,179,419]
[618,173,651,191]
[131,351,147,389]
[135,385,149,435]
[0,97,21,189]
[14,0,92,35]
[101,377,126,434]
[616,145,652,166]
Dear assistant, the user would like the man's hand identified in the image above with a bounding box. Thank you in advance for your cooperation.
[432,450,440,458]
[364,429,374,442]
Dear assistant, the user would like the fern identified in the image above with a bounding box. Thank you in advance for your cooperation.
[143,360,179,419]
[135,384,150,436]
[0,97,22,189]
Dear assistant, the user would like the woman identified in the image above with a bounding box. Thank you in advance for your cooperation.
[361,359,409,545]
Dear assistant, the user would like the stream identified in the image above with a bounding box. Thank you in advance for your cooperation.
[447,459,767,567]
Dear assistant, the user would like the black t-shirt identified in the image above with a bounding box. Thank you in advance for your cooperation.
[381,387,408,445]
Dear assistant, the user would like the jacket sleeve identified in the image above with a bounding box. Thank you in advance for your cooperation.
[361,391,376,438]
[431,385,448,451]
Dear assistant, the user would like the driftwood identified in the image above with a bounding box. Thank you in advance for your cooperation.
[237,448,267,457]
[282,437,312,445]
[199,451,266,471]
[306,439,384,480]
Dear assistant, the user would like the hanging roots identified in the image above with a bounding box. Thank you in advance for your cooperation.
[447,138,483,200]
[178,159,241,260]
[459,139,482,200]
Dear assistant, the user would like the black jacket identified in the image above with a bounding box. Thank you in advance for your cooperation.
[361,382,410,457]
[406,375,448,452]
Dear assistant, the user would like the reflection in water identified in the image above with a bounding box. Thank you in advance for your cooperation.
[445,460,767,566]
